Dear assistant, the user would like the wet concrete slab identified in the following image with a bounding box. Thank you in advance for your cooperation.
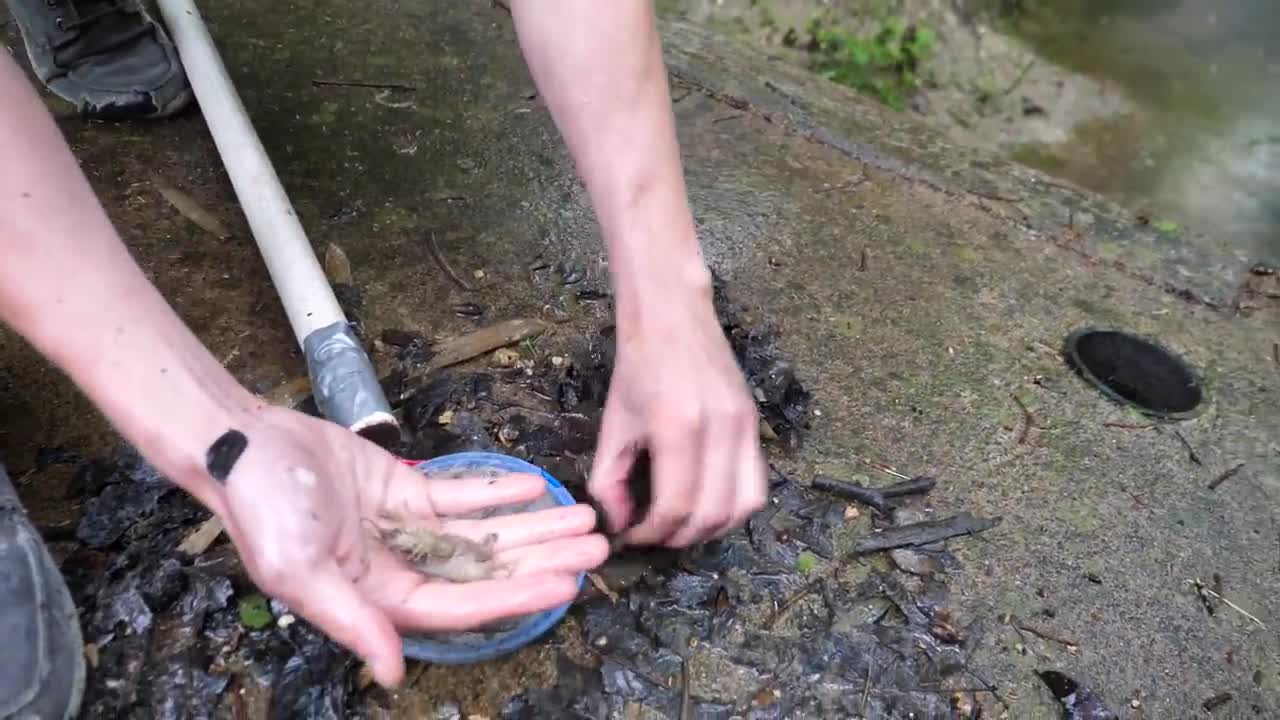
[2,1,1278,718]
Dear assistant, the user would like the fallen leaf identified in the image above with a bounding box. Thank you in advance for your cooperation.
[424,319,550,373]
[491,348,521,367]
[153,176,231,239]
[357,663,376,691]
[324,243,354,285]
[84,642,99,669]
[177,516,225,555]
[587,572,620,603]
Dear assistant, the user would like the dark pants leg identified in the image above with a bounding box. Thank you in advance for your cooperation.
[0,462,86,720]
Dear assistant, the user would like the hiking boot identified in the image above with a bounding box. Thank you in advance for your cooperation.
[0,464,86,720]
[4,0,192,119]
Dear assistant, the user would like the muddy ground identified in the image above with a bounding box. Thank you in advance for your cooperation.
[2,0,1279,718]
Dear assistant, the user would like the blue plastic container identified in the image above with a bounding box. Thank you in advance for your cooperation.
[399,451,583,664]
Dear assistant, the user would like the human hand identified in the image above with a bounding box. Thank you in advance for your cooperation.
[587,288,767,548]
[200,406,608,688]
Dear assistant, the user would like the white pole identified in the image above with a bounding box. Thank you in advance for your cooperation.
[155,0,341,341]
[155,0,399,441]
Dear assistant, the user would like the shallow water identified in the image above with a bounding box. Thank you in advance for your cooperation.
[1004,0,1280,261]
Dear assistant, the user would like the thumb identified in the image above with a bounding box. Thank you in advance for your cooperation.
[280,562,406,687]
[588,402,640,535]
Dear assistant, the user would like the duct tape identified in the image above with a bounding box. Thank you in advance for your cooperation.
[302,321,397,435]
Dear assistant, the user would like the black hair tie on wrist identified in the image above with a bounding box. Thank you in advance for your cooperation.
[206,429,248,484]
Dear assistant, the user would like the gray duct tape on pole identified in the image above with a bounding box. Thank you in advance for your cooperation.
[303,321,398,441]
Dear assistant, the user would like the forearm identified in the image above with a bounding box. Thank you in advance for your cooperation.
[0,55,252,510]
[510,0,712,327]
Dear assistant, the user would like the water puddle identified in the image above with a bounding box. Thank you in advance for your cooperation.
[1003,0,1280,260]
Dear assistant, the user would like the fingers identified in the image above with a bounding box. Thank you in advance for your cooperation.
[439,503,599,550]
[666,419,735,548]
[274,562,405,687]
[380,460,547,518]
[725,419,769,537]
[494,534,610,575]
[586,401,639,533]
[373,562,583,632]
[623,418,702,546]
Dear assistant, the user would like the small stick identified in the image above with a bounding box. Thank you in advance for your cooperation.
[680,659,692,720]
[852,513,1002,554]
[857,248,868,271]
[311,78,417,91]
[1187,579,1266,629]
[860,653,873,715]
[1011,617,1078,649]
[1011,394,1034,444]
[1172,429,1202,465]
[427,232,475,291]
[1007,622,1051,660]
[1208,463,1246,490]
[1272,341,1279,367]
[763,577,823,629]
[1104,421,1156,430]
[672,88,692,103]
[881,476,937,498]
[851,454,911,480]
[813,475,891,514]
[711,112,745,123]
[816,175,869,194]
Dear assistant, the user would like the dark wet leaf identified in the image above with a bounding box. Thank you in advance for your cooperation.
[1037,670,1120,720]
[77,478,173,547]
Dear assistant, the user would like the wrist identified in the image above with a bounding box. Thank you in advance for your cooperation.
[611,236,715,338]
[65,318,261,512]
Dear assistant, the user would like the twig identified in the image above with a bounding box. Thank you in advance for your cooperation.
[585,647,670,689]
[312,78,417,91]
[857,248,868,271]
[1172,429,1202,465]
[1011,394,1034,444]
[816,175,869,194]
[860,651,873,715]
[427,232,476,291]
[965,667,1009,710]
[672,88,692,103]
[680,659,691,720]
[813,475,891,514]
[1187,579,1266,629]
[1272,341,1278,367]
[1208,463,1246,490]
[852,513,1002,554]
[1011,616,1078,649]
[813,474,935,513]
[1001,58,1036,96]
[851,454,911,480]
[711,112,745,123]
[1007,622,1051,660]
[1103,421,1157,430]
[882,476,937,498]
[763,577,823,629]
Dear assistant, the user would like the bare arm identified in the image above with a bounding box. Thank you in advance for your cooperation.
[510,1,767,547]
[0,53,253,511]
[509,0,711,325]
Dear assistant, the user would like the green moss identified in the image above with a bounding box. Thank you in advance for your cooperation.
[238,593,273,629]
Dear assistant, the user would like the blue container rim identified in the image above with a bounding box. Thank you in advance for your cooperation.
[399,451,583,665]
